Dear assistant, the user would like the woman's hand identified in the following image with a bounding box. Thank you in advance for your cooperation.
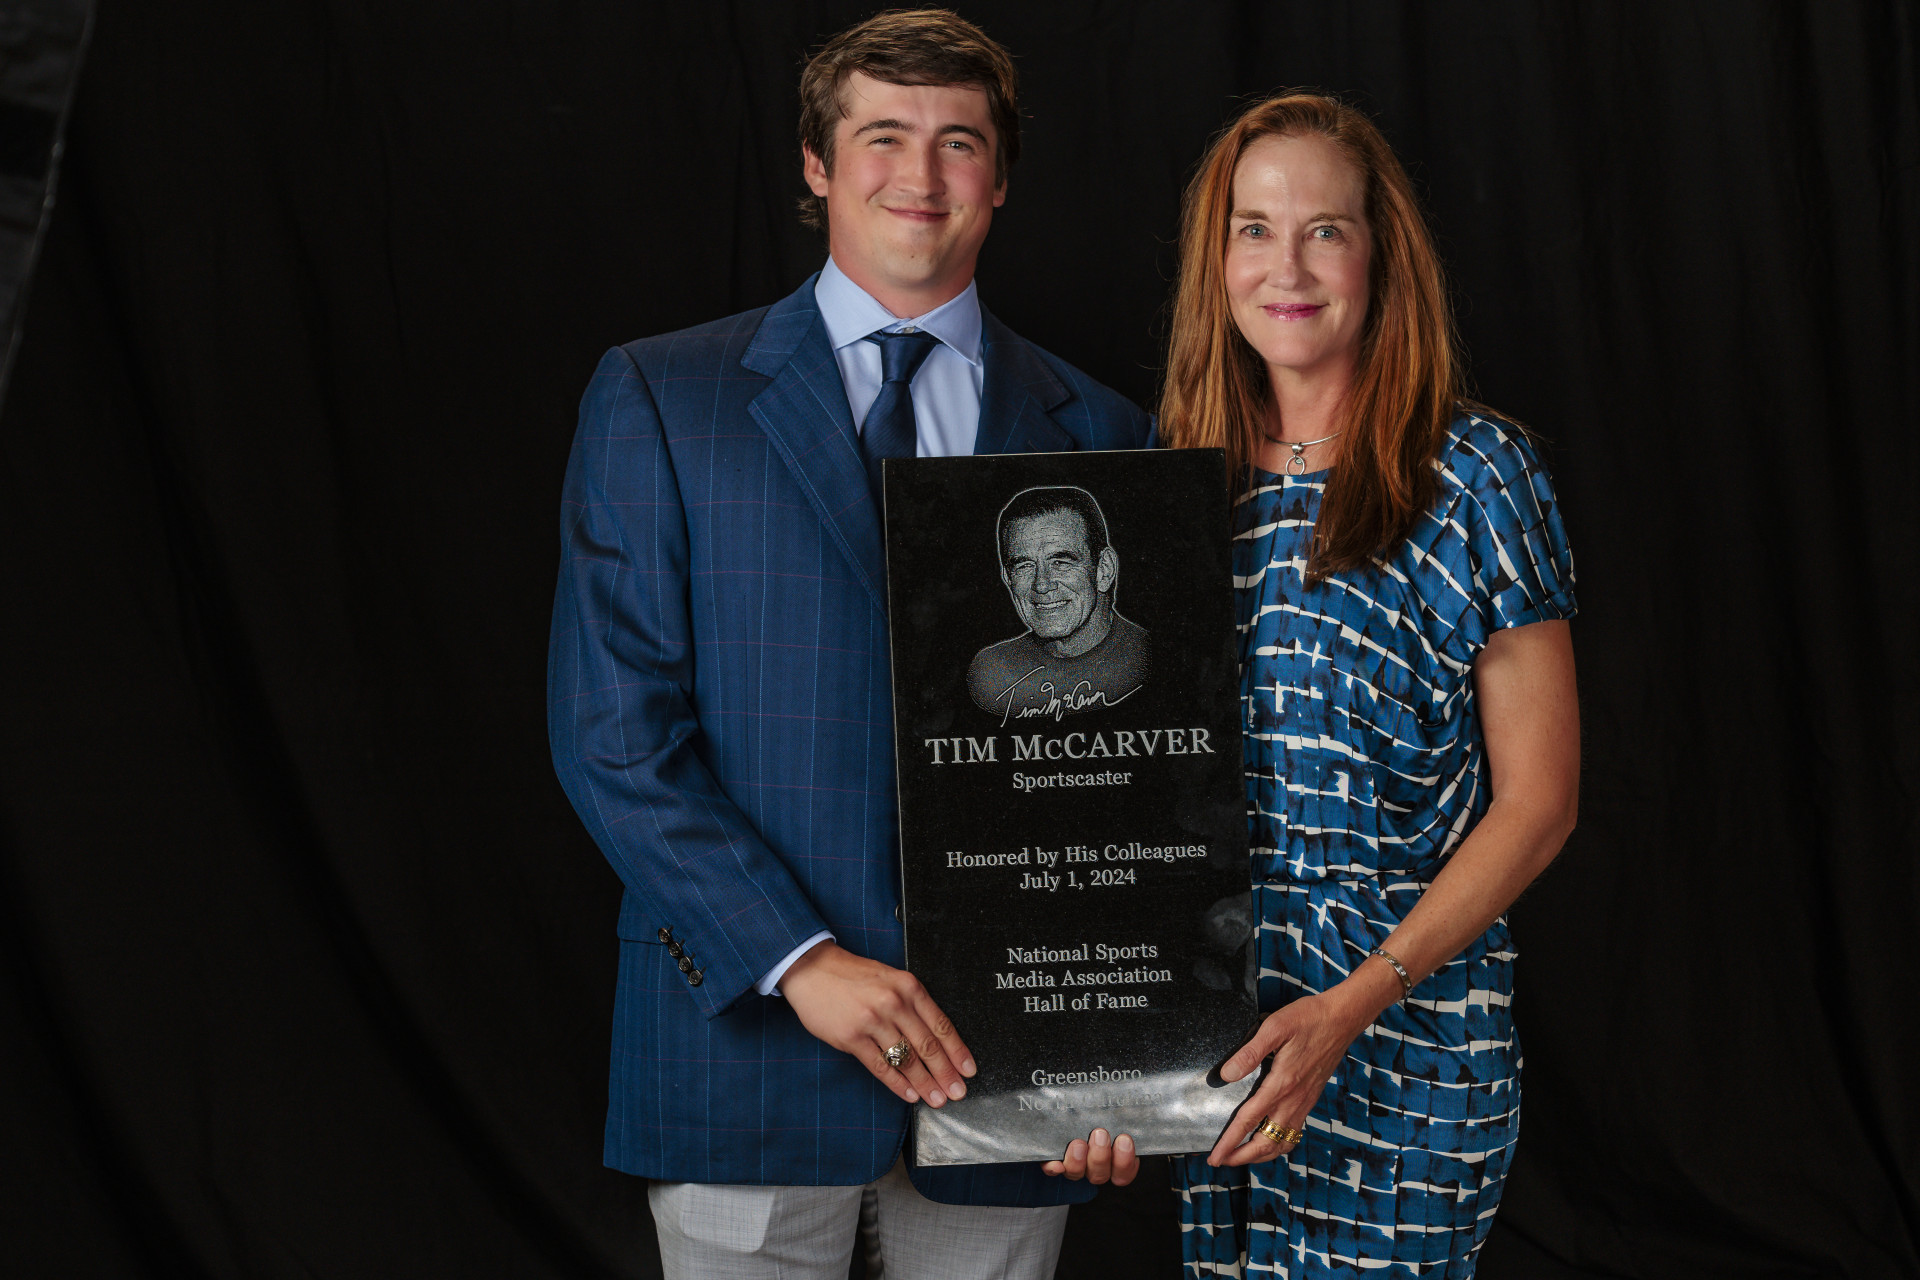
[1043,1128,1140,1185]
[1207,987,1381,1167]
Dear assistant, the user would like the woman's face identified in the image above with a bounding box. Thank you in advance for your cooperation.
[1224,133,1373,389]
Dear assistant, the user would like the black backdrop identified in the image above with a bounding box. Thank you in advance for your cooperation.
[3,2,1916,1277]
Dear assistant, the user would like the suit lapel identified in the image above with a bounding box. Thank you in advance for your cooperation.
[743,278,887,613]
[973,306,1077,456]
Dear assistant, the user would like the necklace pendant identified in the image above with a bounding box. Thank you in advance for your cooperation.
[1286,443,1308,475]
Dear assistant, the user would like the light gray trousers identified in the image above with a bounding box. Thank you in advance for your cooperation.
[648,1157,1069,1280]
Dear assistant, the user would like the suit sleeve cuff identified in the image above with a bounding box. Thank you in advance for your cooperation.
[756,931,835,996]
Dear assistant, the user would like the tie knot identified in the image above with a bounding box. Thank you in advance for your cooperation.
[867,329,941,385]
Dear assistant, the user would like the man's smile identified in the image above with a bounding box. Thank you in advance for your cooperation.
[884,204,950,222]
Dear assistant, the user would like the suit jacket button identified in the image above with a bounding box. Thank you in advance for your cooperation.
[667,942,685,958]
[688,970,704,986]
[894,904,903,923]
[678,956,694,974]
[657,927,673,944]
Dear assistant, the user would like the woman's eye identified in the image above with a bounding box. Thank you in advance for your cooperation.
[1313,225,1340,240]
[1239,223,1266,238]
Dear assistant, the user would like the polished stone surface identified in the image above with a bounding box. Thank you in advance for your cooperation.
[883,450,1256,1166]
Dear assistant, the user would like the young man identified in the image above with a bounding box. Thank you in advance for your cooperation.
[548,12,1145,1278]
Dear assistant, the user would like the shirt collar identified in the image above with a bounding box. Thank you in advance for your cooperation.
[814,257,983,368]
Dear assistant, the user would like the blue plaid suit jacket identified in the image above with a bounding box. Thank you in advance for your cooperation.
[548,276,1153,1205]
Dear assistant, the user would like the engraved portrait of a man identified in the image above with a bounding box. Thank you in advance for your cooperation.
[966,486,1151,723]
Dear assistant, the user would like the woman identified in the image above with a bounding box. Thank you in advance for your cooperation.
[1158,94,1580,1276]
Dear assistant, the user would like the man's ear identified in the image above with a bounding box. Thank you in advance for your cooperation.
[1096,548,1117,594]
[803,145,831,198]
[992,176,1007,209]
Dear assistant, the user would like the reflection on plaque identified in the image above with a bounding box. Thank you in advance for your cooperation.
[883,450,1256,1167]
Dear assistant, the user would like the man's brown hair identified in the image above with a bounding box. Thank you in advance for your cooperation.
[797,8,1020,230]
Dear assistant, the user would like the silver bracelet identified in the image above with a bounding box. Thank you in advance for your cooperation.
[1369,946,1414,1002]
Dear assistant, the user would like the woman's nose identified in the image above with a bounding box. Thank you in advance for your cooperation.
[1272,240,1304,289]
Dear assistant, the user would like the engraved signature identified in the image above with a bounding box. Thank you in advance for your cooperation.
[995,666,1141,726]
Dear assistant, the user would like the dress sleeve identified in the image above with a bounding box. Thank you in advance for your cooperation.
[1440,416,1577,663]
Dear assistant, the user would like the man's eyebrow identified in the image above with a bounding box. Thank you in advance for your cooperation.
[851,119,989,142]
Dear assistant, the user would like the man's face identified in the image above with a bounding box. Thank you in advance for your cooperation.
[1002,510,1114,641]
[803,73,1005,310]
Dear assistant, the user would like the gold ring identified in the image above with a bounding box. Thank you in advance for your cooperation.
[883,1040,913,1070]
[1257,1118,1305,1145]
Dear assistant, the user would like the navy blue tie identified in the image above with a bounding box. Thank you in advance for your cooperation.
[859,329,941,503]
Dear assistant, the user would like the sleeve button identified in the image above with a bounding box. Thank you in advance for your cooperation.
[678,956,694,974]
[657,927,673,944]
[688,970,704,986]
[667,943,684,958]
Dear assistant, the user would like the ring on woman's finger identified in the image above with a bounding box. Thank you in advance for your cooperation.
[1257,1117,1305,1146]
[883,1040,914,1070]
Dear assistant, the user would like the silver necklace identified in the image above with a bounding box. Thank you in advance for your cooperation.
[1265,428,1343,475]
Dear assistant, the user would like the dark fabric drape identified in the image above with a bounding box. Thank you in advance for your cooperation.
[0,0,93,403]
[3,3,1915,1276]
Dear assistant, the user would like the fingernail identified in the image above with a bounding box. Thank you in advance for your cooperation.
[946,1081,966,1101]
[960,1058,976,1077]
[926,1092,943,1108]
[1091,1128,1110,1147]
[904,1090,919,1102]
[1117,1134,1134,1153]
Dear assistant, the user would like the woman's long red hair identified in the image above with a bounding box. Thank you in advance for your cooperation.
[1159,93,1463,580]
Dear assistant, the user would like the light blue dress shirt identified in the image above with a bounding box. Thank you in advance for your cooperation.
[814,255,985,459]
[756,259,987,997]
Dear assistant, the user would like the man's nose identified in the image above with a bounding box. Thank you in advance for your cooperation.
[896,140,944,197]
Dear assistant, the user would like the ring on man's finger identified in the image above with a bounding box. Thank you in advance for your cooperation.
[1257,1117,1305,1146]
[884,1040,914,1070]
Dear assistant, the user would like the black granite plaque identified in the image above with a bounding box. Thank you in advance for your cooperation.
[883,449,1257,1167]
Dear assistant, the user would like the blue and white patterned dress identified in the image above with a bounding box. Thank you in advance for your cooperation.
[1172,412,1576,1278]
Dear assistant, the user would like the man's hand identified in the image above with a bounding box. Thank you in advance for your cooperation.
[1042,1128,1139,1185]
[779,942,976,1107]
